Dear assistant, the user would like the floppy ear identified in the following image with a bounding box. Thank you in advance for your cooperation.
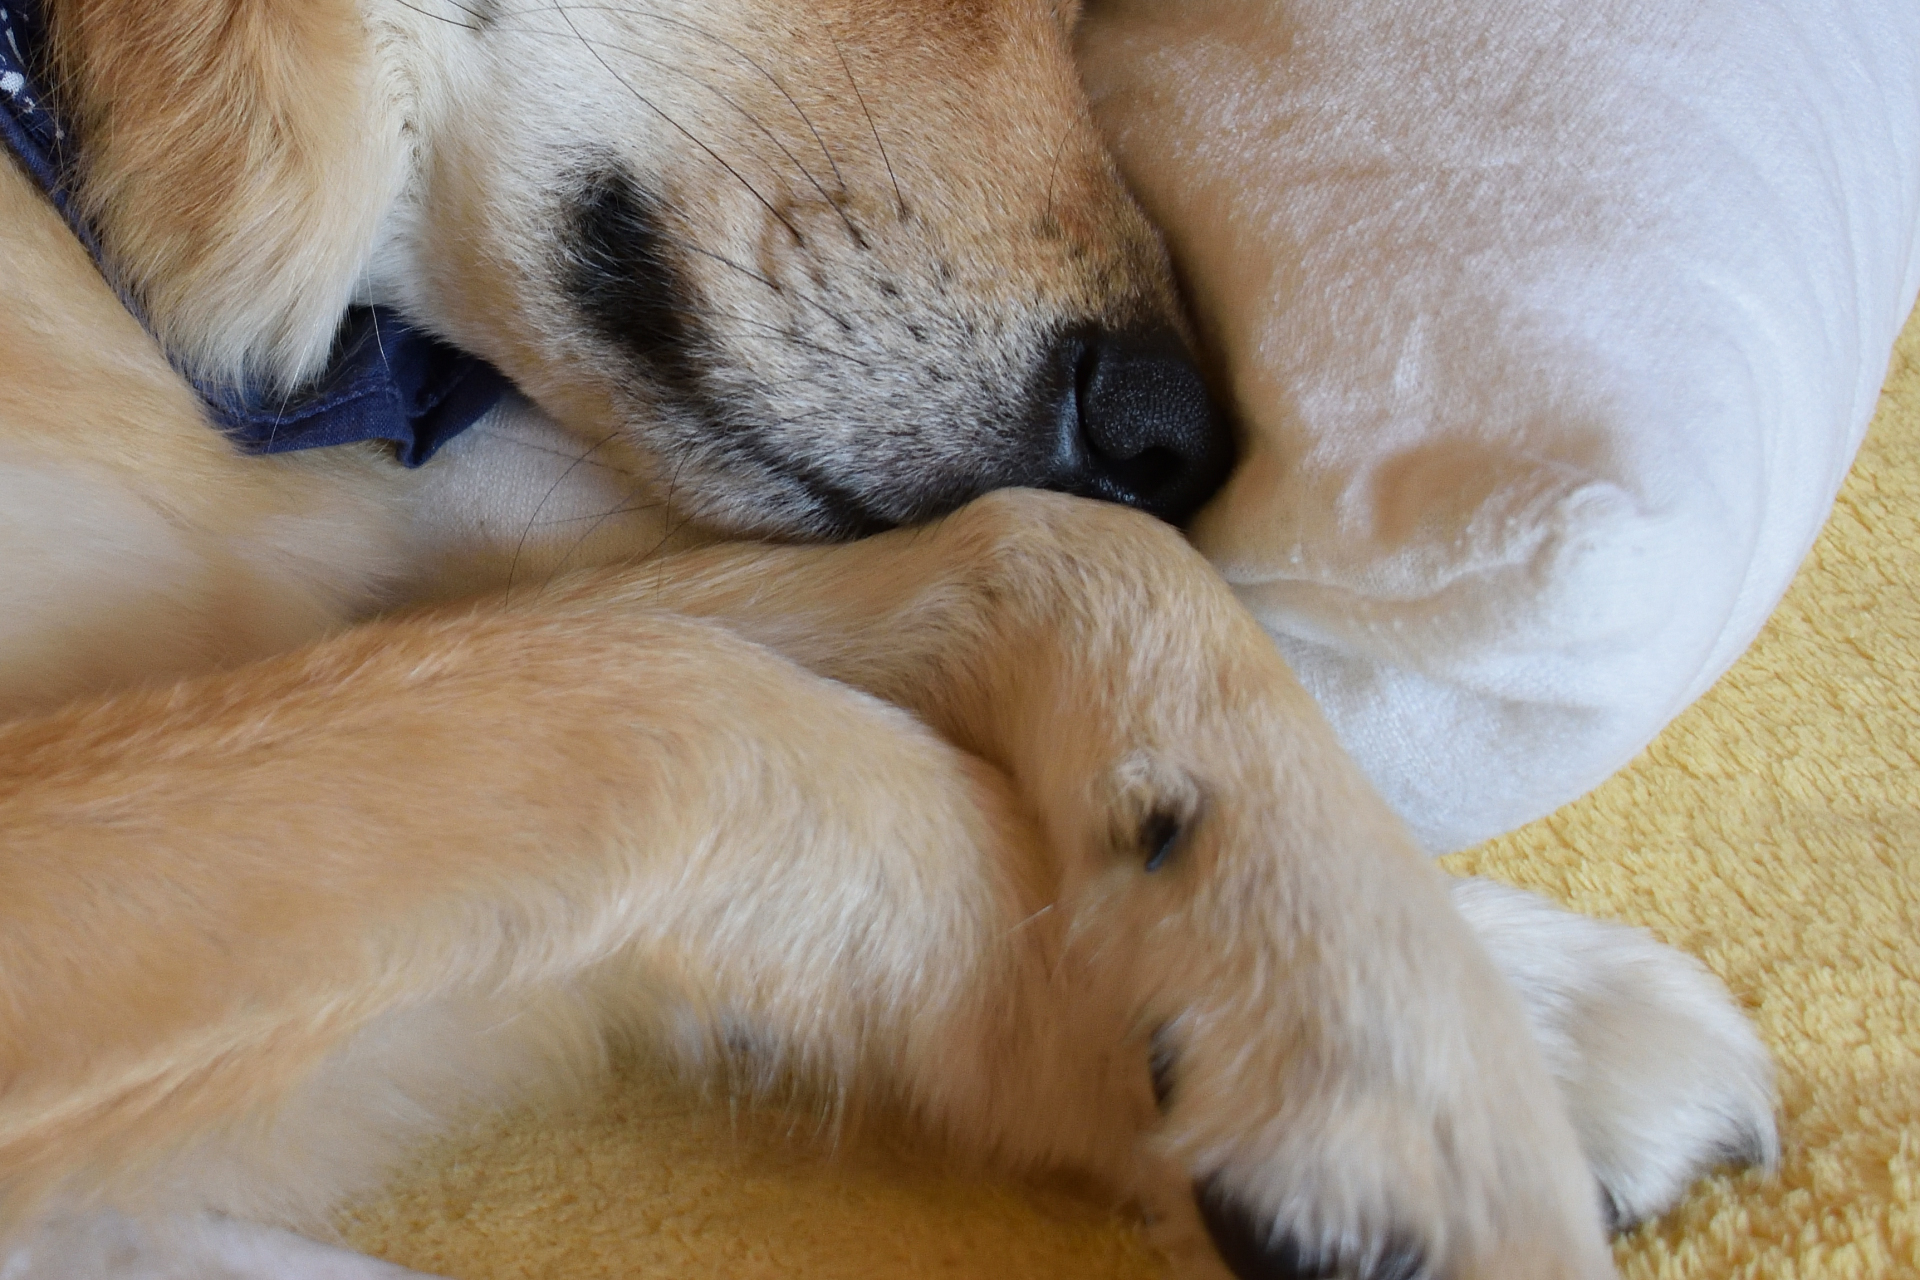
[48,0,407,389]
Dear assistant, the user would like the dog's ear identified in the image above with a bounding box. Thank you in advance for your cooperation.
[48,0,406,388]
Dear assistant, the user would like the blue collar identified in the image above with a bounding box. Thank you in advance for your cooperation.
[0,0,508,466]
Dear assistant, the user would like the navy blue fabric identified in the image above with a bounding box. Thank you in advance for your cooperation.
[197,308,514,466]
[0,0,89,249]
[0,0,510,466]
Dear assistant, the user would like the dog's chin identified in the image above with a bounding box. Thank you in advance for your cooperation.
[613,420,1025,545]
[616,460,896,545]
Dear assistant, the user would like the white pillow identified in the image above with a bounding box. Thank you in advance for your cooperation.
[1079,0,1920,851]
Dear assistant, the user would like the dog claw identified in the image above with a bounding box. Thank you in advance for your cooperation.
[1195,1181,1426,1280]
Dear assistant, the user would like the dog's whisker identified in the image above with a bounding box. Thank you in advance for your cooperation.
[507,426,625,604]
[503,9,846,234]
[390,0,487,34]
[483,2,889,272]
[643,226,862,335]
[546,491,671,580]
[633,10,856,210]
[493,431,647,478]
[831,38,905,217]
[670,304,880,370]
[633,444,701,595]
[396,1,841,294]
[525,499,664,528]
[539,4,869,245]
[583,3,848,198]
[550,2,808,246]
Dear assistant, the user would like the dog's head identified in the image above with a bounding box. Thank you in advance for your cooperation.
[48,0,1234,538]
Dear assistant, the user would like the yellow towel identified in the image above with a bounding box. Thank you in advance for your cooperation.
[345,305,1920,1279]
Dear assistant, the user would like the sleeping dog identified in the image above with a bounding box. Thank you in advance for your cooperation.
[0,0,1775,1276]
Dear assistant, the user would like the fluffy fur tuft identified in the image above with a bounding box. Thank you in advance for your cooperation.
[46,0,408,388]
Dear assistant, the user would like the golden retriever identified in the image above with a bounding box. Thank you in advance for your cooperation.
[0,1,1774,1276]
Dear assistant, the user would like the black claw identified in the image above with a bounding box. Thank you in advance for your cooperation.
[1366,1247,1427,1280]
[1142,809,1183,873]
[1149,1025,1178,1113]
[1717,1126,1776,1172]
[1195,1180,1428,1280]
[1196,1180,1335,1280]
[1599,1185,1633,1235]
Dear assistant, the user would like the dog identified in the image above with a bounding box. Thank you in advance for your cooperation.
[0,1,1777,1277]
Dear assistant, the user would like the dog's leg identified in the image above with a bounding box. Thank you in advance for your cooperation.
[3,490,1619,1276]
[612,491,1778,1255]
[0,601,1150,1234]
[526,490,1628,1276]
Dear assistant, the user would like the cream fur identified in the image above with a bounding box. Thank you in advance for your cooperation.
[1449,879,1778,1228]
[0,1,1774,1277]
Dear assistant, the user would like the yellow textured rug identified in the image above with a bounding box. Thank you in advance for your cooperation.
[344,305,1920,1278]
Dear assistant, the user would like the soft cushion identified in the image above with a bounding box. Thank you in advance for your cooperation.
[1078,0,1920,851]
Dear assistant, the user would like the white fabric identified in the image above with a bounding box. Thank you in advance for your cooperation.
[1079,0,1920,851]
[395,395,689,607]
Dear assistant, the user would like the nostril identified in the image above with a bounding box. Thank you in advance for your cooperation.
[1195,1179,1427,1280]
[1062,325,1237,525]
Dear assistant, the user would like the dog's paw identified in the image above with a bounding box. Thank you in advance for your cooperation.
[1119,847,1619,1279]
[1449,877,1778,1229]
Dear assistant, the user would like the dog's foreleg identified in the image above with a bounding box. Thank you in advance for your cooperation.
[531,490,1620,1276]
[0,601,1138,1234]
[4,489,1648,1275]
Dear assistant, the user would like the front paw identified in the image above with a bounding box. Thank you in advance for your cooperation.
[1113,840,1618,1279]
[1450,877,1778,1229]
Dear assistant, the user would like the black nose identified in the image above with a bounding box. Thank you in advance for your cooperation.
[1038,326,1236,524]
[1196,1179,1427,1280]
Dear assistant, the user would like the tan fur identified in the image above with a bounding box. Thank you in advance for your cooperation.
[0,494,1615,1277]
[0,154,406,714]
[49,0,406,385]
[0,1,1771,1276]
